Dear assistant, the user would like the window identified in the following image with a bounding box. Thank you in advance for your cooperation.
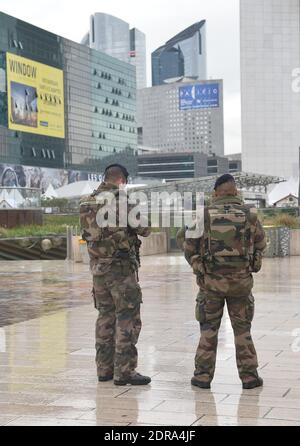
[207,159,218,167]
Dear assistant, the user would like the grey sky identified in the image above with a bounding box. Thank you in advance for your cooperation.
[0,0,241,154]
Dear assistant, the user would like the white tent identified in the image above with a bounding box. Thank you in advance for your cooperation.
[54,181,148,200]
[8,189,25,206]
[268,177,299,205]
[0,189,10,202]
[43,184,58,199]
[0,199,15,209]
[55,181,100,199]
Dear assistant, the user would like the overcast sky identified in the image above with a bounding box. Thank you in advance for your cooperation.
[0,0,241,154]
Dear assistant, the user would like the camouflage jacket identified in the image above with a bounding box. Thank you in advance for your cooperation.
[80,182,150,276]
[184,195,266,297]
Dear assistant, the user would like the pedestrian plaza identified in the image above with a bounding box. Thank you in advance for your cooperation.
[0,255,300,426]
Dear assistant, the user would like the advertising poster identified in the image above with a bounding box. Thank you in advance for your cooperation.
[6,52,65,138]
[179,83,220,110]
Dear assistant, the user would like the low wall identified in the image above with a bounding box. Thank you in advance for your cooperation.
[290,229,300,256]
[140,232,168,257]
[0,209,43,229]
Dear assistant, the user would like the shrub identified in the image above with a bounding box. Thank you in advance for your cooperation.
[0,227,8,237]
[273,214,300,229]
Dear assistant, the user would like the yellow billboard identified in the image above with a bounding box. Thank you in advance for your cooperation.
[6,52,65,139]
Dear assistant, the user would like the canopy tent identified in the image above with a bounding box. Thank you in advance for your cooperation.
[8,189,25,206]
[54,181,147,199]
[54,181,100,199]
[0,189,19,208]
[42,184,58,199]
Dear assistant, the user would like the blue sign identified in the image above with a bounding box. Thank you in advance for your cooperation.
[179,83,220,110]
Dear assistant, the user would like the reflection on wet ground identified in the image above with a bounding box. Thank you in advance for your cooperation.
[0,255,300,426]
[0,261,91,327]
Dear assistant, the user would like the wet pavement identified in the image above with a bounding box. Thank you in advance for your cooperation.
[0,255,300,426]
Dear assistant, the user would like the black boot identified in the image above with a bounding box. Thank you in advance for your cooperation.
[98,374,113,382]
[242,376,263,390]
[191,377,211,389]
[114,373,151,386]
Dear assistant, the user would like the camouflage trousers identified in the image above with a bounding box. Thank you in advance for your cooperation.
[93,267,142,382]
[194,291,258,383]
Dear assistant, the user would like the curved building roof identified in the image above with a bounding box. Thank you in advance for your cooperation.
[153,20,206,55]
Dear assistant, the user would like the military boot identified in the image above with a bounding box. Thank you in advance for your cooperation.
[98,374,113,382]
[114,373,151,386]
[242,375,263,390]
[191,377,211,389]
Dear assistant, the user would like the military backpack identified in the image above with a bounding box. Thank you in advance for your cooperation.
[203,203,258,273]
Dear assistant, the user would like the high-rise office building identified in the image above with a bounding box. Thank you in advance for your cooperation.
[130,28,147,90]
[0,11,138,186]
[82,13,147,89]
[240,0,300,179]
[137,79,224,156]
[88,13,130,63]
[152,21,207,86]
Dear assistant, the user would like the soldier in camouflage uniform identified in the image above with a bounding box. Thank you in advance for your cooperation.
[80,164,151,386]
[184,174,266,390]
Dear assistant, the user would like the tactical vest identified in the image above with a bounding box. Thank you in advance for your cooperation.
[203,203,257,273]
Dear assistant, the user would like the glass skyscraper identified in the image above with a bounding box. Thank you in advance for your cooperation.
[130,28,147,90]
[152,21,207,86]
[82,13,147,89]
[89,13,130,64]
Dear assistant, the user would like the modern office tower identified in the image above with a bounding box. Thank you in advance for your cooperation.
[240,0,300,179]
[82,13,147,89]
[88,13,130,63]
[130,28,147,89]
[152,21,207,86]
[0,11,137,179]
[137,79,224,156]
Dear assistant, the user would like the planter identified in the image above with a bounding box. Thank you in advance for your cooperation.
[0,236,67,260]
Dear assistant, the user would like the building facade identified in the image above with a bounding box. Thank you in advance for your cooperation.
[152,21,207,86]
[137,79,224,156]
[82,13,147,89]
[130,28,147,90]
[137,152,241,182]
[0,11,138,191]
[240,0,300,179]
